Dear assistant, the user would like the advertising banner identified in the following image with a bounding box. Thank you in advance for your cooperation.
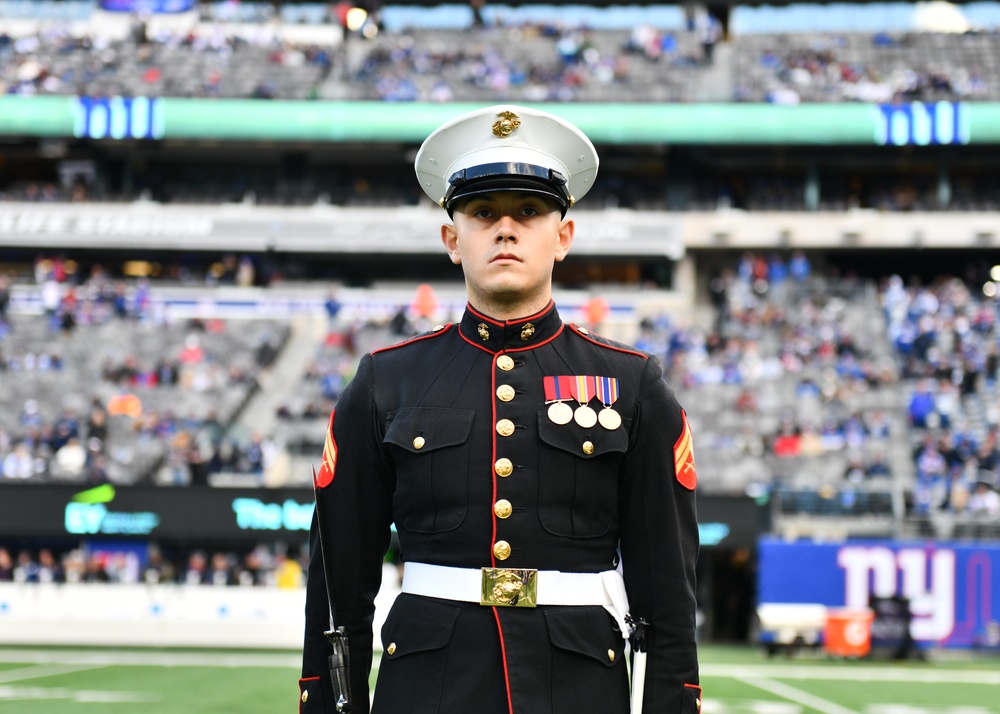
[758,537,1000,648]
[0,484,315,545]
[0,484,764,549]
[4,98,1000,144]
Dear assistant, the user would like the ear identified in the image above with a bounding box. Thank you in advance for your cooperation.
[554,218,574,263]
[441,223,461,265]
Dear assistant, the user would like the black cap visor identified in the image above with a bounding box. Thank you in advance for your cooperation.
[445,162,570,215]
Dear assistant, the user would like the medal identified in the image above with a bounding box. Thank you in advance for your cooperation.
[571,375,598,428]
[547,402,574,425]
[595,376,622,431]
[574,405,598,428]
[598,408,622,430]
[543,375,575,425]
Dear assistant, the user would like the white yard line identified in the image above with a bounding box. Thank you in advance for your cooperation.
[701,664,1000,685]
[731,670,863,714]
[0,685,159,703]
[0,664,107,684]
[0,649,300,669]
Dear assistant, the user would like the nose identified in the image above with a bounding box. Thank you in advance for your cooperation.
[494,215,518,243]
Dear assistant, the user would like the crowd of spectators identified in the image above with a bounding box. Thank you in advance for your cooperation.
[740,32,993,104]
[0,15,334,100]
[0,254,285,486]
[4,5,997,103]
[348,19,713,103]
[887,274,1000,518]
[0,543,308,588]
[3,254,999,590]
[554,251,998,524]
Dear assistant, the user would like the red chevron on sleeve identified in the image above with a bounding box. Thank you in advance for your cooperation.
[315,410,337,488]
[673,410,697,490]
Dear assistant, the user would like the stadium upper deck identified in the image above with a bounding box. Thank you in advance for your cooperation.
[1,2,999,102]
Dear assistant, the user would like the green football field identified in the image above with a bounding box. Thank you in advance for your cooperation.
[0,644,998,713]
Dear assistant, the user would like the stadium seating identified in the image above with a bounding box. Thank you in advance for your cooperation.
[2,5,998,102]
[0,302,289,485]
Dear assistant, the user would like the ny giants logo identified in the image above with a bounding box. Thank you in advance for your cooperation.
[837,546,955,641]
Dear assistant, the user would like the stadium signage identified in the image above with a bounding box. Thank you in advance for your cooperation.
[100,0,195,13]
[0,210,213,239]
[2,484,760,547]
[0,205,683,256]
[697,522,731,546]
[231,497,313,532]
[6,98,1000,144]
[65,502,162,535]
[63,486,161,536]
[874,101,969,147]
[758,538,1000,648]
[73,96,164,141]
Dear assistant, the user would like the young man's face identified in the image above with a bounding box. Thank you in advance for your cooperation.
[441,191,574,317]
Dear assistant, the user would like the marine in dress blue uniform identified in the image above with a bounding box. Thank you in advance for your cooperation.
[301,105,701,714]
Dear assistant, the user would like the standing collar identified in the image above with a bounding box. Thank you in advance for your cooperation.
[460,300,562,353]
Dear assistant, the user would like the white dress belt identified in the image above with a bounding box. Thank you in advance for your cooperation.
[401,562,632,639]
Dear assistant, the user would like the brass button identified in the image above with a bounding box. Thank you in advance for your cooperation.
[432,324,445,331]
[696,699,702,713]
[578,326,590,335]
[412,436,425,450]
[495,458,513,477]
[387,642,396,655]
[582,440,595,455]
[497,355,515,371]
[301,690,309,703]
[494,499,513,519]
[607,649,615,662]
[493,540,511,560]
[496,419,515,437]
[496,384,515,402]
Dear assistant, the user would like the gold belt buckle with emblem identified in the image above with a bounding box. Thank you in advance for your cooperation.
[480,568,538,607]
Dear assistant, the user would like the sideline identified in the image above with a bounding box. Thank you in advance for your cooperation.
[0,649,300,669]
[0,663,107,684]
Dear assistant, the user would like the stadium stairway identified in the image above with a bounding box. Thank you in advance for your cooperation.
[692,41,734,102]
[221,313,329,487]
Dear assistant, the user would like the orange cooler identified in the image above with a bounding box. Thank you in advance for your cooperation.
[824,608,874,657]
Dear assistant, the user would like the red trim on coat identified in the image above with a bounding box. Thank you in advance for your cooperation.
[467,300,554,326]
[503,324,564,353]
[298,677,320,714]
[686,683,703,709]
[460,328,501,354]
[567,323,649,359]
[371,324,453,355]
[490,352,514,714]
[492,606,515,714]
[490,355,499,568]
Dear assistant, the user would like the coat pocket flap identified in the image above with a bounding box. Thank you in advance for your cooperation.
[538,413,629,458]
[384,407,475,453]
[544,607,624,668]
[380,594,462,659]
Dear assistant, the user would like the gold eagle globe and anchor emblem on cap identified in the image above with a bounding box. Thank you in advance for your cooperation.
[492,111,521,138]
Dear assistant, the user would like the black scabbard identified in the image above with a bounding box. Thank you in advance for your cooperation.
[312,467,353,713]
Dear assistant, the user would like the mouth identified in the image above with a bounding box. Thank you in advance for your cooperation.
[491,253,521,263]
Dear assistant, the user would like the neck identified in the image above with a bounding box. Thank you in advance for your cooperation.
[469,295,552,322]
